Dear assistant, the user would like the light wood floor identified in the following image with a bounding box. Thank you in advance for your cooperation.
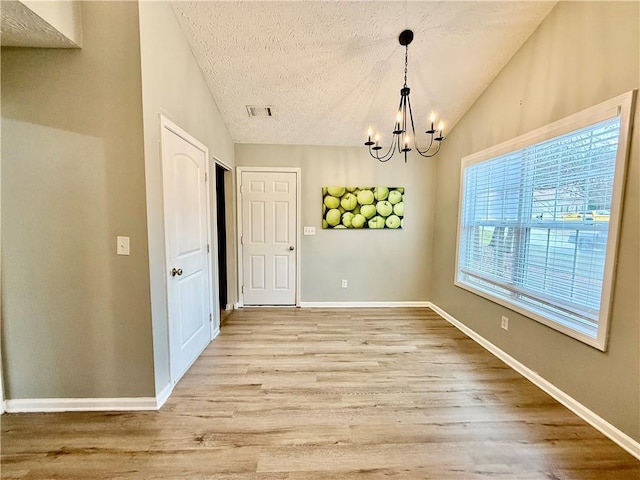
[2,308,639,479]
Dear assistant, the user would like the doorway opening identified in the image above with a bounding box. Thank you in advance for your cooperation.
[215,163,229,320]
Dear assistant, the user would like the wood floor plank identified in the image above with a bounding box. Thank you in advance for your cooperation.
[2,307,638,479]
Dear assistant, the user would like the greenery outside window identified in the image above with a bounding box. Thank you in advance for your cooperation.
[455,91,636,350]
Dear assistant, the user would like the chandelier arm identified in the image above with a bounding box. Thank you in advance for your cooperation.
[377,140,397,162]
[407,93,418,142]
[394,90,405,134]
[415,137,436,157]
[404,93,409,138]
[371,89,408,163]
[368,139,395,162]
[406,94,437,157]
[417,139,442,158]
[402,93,410,163]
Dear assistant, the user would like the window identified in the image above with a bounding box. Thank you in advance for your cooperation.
[455,91,635,350]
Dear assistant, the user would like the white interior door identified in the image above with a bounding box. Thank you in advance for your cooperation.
[240,170,298,305]
[161,118,212,383]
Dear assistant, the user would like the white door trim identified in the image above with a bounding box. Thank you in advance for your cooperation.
[236,166,301,307]
[159,115,215,384]
[214,157,233,172]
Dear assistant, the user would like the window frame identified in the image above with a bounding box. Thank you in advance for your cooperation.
[454,90,636,351]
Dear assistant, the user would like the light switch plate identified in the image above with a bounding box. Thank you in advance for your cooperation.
[303,226,316,235]
[117,236,130,255]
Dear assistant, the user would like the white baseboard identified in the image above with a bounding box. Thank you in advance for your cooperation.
[427,302,640,461]
[225,303,234,311]
[155,382,173,409]
[5,396,159,413]
[299,301,431,308]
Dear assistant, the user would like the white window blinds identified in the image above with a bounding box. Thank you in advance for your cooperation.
[455,91,635,350]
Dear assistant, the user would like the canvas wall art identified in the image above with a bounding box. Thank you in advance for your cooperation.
[322,186,404,229]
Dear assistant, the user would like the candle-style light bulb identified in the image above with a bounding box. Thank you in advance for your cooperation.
[426,112,437,134]
[396,112,402,124]
[375,133,380,145]
[367,127,373,137]
[438,121,444,133]
[404,134,410,146]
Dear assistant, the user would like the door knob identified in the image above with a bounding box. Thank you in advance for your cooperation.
[289,246,295,251]
[171,268,183,277]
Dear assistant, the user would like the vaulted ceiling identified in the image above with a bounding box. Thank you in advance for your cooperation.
[172,1,556,147]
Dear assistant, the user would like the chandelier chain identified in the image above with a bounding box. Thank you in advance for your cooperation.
[404,45,408,88]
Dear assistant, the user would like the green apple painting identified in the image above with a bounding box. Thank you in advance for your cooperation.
[322,187,404,229]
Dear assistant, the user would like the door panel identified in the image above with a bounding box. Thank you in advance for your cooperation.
[161,122,212,383]
[241,170,297,305]
[249,201,265,243]
[250,255,266,289]
[274,255,290,289]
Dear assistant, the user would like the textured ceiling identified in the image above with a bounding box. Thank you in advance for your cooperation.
[0,0,78,48]
[172,1,556,147]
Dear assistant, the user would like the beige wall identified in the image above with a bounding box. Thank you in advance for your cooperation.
[235,144,436,303]
[1,2,154,398]
[431,1,639,440]
[137,2,236,394]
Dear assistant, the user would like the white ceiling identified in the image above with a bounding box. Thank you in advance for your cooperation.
[0,0,79,48]
[172,1,556,147]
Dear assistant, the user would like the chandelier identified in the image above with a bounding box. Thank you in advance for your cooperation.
[365,30,445,163]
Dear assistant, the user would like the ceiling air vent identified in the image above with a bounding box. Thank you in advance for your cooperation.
[246,105,274,118]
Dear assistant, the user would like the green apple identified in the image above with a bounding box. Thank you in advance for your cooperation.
[334,225,347,229]
[322,219,328,229]
[360,204,377,219]
[346,186,357,192]
[338,206,346,214]
[323,204,327,215]
[376,200,393,217]
[388,190,403,204]
[368,216,385,229]
[327,186,346,197]
[340,193,358,211]
[373,186,389,201]
[395,187,405,194]
[322,187,328,196]
[324,195,340,209]
[356,189,374,205]
[351,214,366,228]
[393,202,404,216]
[326,208,341,227]
[385,214,401,229]
[342,211,355,228]
[352,205,361,215]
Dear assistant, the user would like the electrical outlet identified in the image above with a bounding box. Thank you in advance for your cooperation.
[341,279,348,288]
[501,315,509,331]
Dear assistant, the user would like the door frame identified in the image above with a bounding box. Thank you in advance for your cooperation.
[212,156,232,317]
[236,166,301,307]
[160,115,216,385]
